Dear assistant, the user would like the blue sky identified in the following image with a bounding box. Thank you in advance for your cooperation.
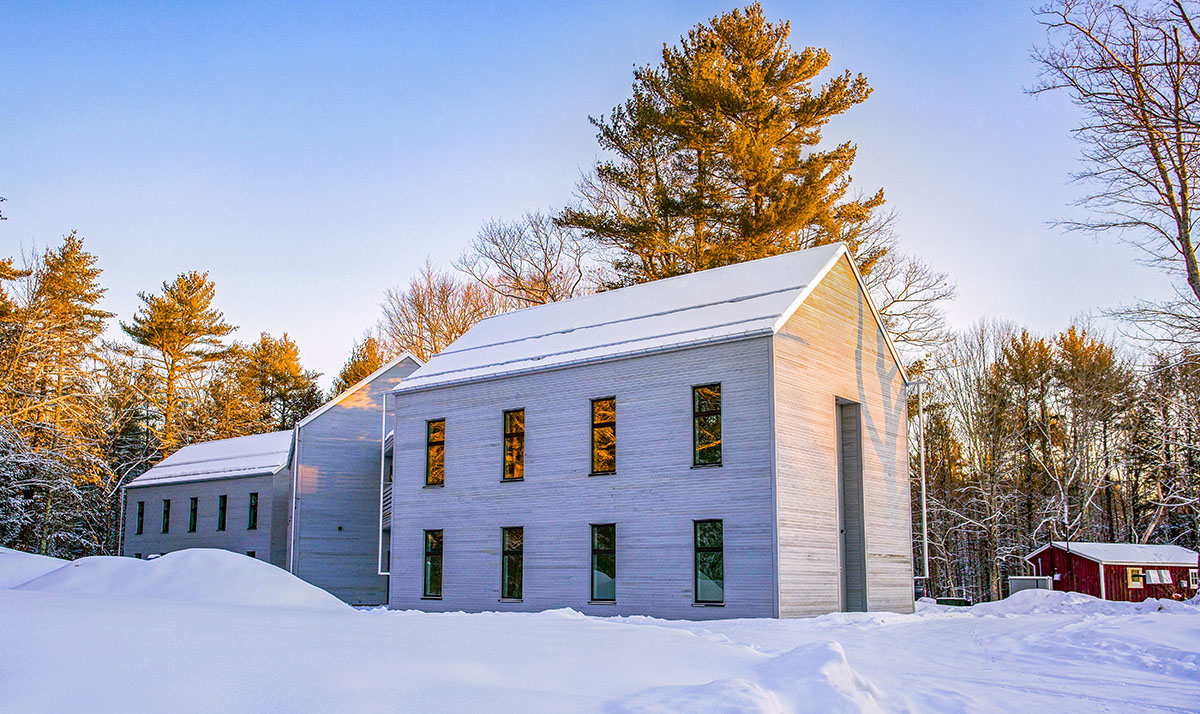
[0,1,1172,385]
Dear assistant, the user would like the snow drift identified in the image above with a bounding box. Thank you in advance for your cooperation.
[0,547,66,588]
[12,548,347,611]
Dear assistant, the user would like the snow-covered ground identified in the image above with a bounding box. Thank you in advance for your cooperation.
[1,547,1197,714]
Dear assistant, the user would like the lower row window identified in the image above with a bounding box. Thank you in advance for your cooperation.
[419,520,723,604]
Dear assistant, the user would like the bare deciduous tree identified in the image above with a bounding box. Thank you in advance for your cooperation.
[379,260,503,362]
[455,211,594,306]
[1034,0,1200,339]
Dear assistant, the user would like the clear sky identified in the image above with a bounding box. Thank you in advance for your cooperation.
[0,1,1173,386]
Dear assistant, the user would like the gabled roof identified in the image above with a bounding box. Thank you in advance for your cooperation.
[297,351,420,429]
[1028,541,1199,567]
[127,430,294,488]
[393,243,905,393]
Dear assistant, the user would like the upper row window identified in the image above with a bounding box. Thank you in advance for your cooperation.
[421,386,722,485]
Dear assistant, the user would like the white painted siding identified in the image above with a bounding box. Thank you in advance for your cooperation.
[291,357,419,605]
[389,338,777,619]
[772,255,913,616]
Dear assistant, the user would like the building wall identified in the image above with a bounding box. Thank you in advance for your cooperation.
[388,338,778,619]
[773,255,913,616]
[291,357,419,606]
[1102,562,1199,601]
[1029,548,1102,598]
[122,473,277,560]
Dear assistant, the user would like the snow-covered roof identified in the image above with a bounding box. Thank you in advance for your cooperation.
[393,244,904,393]
[127,431,294,488]
[297,352,420,429]
[1029,542,1199,566]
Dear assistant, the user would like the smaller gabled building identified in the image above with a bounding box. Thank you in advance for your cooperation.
[121,431,292,564]
[1026,542,1200,601]
[120,352,420,606]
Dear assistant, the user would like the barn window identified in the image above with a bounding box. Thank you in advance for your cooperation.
[426,419,445,486]
[1126,567,1143,589]
[503,410,525,481]
[693,384,722,466]
[591,398,616,474]
[247,492,258,531]
[1190,569,1198,589]
[161,499,171,534]
[694,519,724,604]
[591,524,616,602]
[188,497,198,533]
[501,526,523,600]
[217,494,227,531]
[1144,569,1171,585]
[423,529,443,598]
[135,501,145,535]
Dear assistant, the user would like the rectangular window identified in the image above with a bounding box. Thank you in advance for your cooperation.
[1145,569,1171,585]
[503,409,525,480]
[135,501,145,535]
[246,551,255,559]
[423,529,443,598]
[247,492,258,531]
[693,384,722,466]
[501,526,523,599]
[591,524,616,601]
[591,398,616,474]
[694,519,724,604]
[161,499,171,534]
[1190,569,1198,589]
[217,495,227,531]
[1127,567,1143,589]
[134,553,142,559]
[426,419,445,486]
[188,497,198,533]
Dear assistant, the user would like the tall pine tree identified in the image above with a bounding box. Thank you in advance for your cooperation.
[121,271,235,452]
[560,2,883,284]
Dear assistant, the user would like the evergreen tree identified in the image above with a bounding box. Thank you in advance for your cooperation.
[559,2,883,284]
[121,271,235,452]
[246,332,324,429]
[194,344,273,440]
[331,335,387,396]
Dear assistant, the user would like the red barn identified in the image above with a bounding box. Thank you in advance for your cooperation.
[1026,542,1200,602]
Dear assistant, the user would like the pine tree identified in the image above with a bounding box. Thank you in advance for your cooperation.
[246,332,324,429]
[121,271,235,452]
[331,335,387,396]
[559,2,883,284]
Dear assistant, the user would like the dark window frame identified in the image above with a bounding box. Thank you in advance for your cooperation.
[590,397,616,475]
[161,499,171,534]
[501,526,524,600]
[426,419,446,486]
[188,497,198,533]
[502,409,525,481]
[217,494,227,531]
[247,492,259,531]
[135,501,145,535]
[423,529,444,598]
[693,519,725,605]
[590,523,616,602]
[692,383,723,467]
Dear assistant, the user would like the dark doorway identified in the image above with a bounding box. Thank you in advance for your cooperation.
[838,399,867,612]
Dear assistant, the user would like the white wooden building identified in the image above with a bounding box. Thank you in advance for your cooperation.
[385,243,913,618]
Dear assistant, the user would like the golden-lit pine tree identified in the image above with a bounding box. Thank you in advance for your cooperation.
[121,271,235,452]
[247,332,323,429]
[331,335,387,396]
[560,2,883,284]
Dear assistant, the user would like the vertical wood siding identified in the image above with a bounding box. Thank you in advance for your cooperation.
[292,358,419,605]
[121,473,276,560]
[773,256,914,616]
[389,338,778,620]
